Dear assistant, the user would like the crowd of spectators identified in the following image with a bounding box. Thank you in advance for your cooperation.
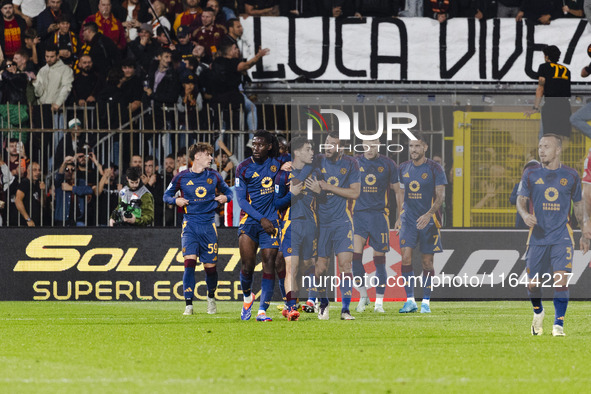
[0,0,586,228]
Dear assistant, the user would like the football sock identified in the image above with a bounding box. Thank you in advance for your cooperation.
[317,282,329,307]
[240,269,253,298]
[374,256,387,298]
[422,299,430,306]
[341,273,353,312]
[277,269,287,304]
[401,264,415,299]
[286,291,297,310]
[204,266,218,299]
[553,287,569,326]
[307,271,317,302]
[183,259,197,305]
[422,269,434,301]
[528,287,543,314]
[352,253,368,298]
[259,273,275,312]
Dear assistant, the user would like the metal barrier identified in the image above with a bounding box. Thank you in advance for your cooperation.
[452,111,591,228]
[0,102,446,228]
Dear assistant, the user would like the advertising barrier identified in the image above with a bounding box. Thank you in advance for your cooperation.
[1,228,590,301]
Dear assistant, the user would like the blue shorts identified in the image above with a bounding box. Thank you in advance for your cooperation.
[354,210,390,252]
[182,221,219,265]
[526,242,574,277]
[238,220,280,249]
[289,219,317,260]
[317,220,353,258]
[399,219,442,254]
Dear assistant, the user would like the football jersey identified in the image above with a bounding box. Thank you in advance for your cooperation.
[398,159,447,223]
[537,62,571,97]
[518,164,581,245]
[275,164,316,223]
[163,168,232,224]
[354,154,398,213]
[315,154,360,224]
[236,156,283,225]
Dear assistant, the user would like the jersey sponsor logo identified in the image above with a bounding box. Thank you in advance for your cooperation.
[288,173,294,179]
[270,165,277,173]
[565,262,572,269]
[560,178,568,186]
[327,176,340,187]
[340,168,347,175]
[422,173,428,179]
[207,178,213,184]
[195,186,207,198]
[365,174,376,186]
[535,178,544,185]
[261,177,273,188]
[252,172,260,178]
[359,167,365,172]
[434,246,441,252]
[403,172,409,178]
[409,180,420,192]
[321,168,327,173]
[544,187,559,202]
[272,241,279,246]
[187,180,194,185]
[378,166,384,173]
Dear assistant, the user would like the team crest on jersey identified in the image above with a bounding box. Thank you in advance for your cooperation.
[560,178,568,186]
[270,165,277,172]
[535,178,544,185]
[544,187,558,202]
[340,168,347,175]
[252,172,260,178]
[207,178,213,184]
[327,176,340,187]
[422,173,428,179]
[262,177,273,188]
[195,186,207,198]
[187,180,194,186]
[378,166,384,173]
[409,180,420,192]
[365,174,377,186]
[403,172,409,178]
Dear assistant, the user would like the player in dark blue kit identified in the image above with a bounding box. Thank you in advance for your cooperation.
[315,132,361,320]
[517,134,590,336]
[396,133,447,314]
[163,143,233,316]
[236,130,285,321]
[353,139,400,314]
[275,136,319,321]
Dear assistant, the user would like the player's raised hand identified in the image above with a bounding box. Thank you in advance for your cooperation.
[280,161,292,171]
[580,236,589,254]
[215,195,228,204]
[523,213,537,228]
[260,217,276,236]
[290,181,303,196]
[416,213,431,230]
[305,177,321,194]
[175,197,190,207]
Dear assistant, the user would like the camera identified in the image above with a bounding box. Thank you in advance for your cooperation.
[113,195,142,225]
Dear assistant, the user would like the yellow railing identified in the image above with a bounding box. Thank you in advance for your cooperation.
[453,111,590,228]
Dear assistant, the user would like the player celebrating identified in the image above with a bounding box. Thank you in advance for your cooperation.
[315,132,360,320]
[163,142,232,316]
[517,134,589,337]
[353,139,400,313]
[236,130,284,321]
[275,136,319,321]
[396,133,447,314]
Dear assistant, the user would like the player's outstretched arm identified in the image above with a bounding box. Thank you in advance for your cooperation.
[319,181,360,200]
[516,195,537,227]
[416,185,445,230]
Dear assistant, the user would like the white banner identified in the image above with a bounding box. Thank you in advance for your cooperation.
[241,17,591,82]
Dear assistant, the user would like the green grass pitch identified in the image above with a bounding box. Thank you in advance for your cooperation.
[1,301,590,393]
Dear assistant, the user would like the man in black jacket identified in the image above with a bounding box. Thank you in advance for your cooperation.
[144,47,181,130]
[78,21,120,78]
